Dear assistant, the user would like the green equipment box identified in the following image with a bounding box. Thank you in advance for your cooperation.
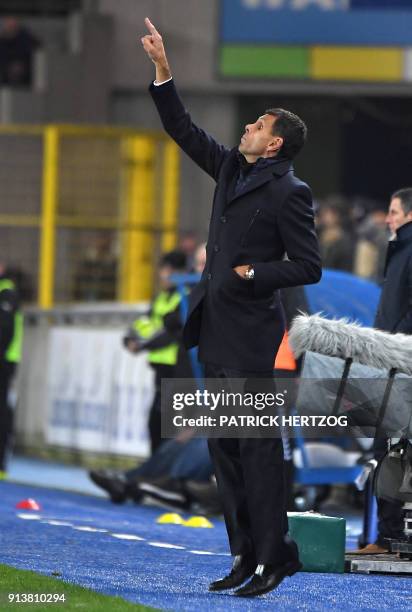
[288,512,346,573]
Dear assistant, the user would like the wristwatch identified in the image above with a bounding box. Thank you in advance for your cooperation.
[245,265,255,281]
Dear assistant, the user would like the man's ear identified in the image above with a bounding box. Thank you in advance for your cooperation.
[267,136,283,156]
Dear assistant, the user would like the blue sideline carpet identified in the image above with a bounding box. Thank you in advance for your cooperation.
[0,476,411,610]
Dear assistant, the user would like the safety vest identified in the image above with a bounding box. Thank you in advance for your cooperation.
[274,331,297,371]
[0,279,23,363]
[133,289,181,366]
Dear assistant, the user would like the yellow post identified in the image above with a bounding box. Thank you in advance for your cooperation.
[161,141,180,253]
[119,136,155,302]
[39,126,59,308]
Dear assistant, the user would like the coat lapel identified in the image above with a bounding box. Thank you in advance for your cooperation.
[225,158,293,207]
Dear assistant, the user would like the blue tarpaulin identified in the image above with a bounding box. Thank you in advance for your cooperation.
[304,269,381,327]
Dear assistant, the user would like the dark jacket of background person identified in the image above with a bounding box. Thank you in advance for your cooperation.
[320,232,353,272]
[123,248,188,453]
[150,80,321,372]
[354,207,388,284]
[374,221,412,334]
[128,298,191,379]
[318,202,354,272]
[372,220,412,547]
[0,18,40,86]
[0,272,22,473]
[73,235,117,301]
[124,287,183,454]
[0,276,19,362]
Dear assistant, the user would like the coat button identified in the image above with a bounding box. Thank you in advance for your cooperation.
[220,215,227,223]
[207,273,212,280]
[213,244,219,252]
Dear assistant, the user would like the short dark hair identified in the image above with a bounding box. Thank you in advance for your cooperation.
[159,249,187,271]
[265,108,307,160]
[391,188,412,215]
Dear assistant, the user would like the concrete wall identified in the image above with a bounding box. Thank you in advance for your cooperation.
[100,0,238,233]
[98,0,220,92]
[0,14,113,123]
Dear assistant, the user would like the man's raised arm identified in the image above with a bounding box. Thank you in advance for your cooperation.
[140,18,230,181]
[141,18,172,84]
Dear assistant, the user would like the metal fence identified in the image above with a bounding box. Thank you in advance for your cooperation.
[0,124,180,306]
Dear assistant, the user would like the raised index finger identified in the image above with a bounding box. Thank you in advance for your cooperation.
[145,17,159,36]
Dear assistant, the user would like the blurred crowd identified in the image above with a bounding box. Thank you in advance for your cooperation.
[0,196,390,310]
[316,195,389,284]
[73,196,390,308]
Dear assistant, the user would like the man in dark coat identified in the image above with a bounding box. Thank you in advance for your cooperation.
[141,18,321,597]
[374,188,412,335]
[357,187,412,555]
[0,17,40,86]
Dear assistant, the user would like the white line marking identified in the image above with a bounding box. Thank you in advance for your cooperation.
[41,520,73,527]
[189,550,215,555]
[111,533,146,541]
[16,513,42,520]
[17,514,229,558]
[73,526,108,533]
[148,542,186,550]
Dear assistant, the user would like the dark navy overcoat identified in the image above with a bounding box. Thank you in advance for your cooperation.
[150,80,322,371]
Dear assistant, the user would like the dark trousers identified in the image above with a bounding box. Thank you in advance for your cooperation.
[205,363,298,566]
[373,438,405,544]
[148,363,175,455]
[0,361,16,471]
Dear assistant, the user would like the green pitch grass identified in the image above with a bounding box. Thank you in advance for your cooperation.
[0,564,157,611]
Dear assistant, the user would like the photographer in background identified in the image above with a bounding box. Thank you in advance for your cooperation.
[123,250,187,454]
[90,244,212,506]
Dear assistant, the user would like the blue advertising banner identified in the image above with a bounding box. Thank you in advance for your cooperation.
[221,0,412,46]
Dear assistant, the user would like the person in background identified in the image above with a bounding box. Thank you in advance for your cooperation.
[123,249,187,454]
[134,283,309,516]
[89,244,218,510]
[354,187,412,554]
[178,230,199,272]
[0,262,23,479]
[73,233,117,301]
[0,16,40,86]
[353,200,389,284]
[318,196,354,272]
[6,265,34,303]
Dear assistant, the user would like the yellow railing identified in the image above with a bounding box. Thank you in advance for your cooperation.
[0,124,180,306]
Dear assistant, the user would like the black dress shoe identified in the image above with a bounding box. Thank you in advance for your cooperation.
[89,469,128,504]
[209,554,256,592]
[234,559,302,597]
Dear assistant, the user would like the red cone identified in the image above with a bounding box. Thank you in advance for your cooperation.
[16,498,41,511]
